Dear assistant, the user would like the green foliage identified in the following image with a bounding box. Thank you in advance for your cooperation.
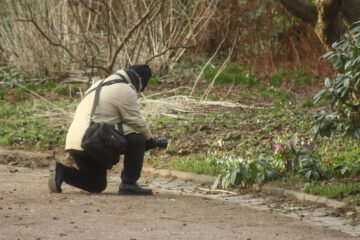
[301,97,315,108]
[258,85,292,101]
[0,0,10,24]
[40,81,57,91]
[203,64,257,86]
[56,85,69,96]
[313,21,360,139]
[273,135,322,180]
[303,182,360,201]
[212,157,282,190]
[170,155,224,176]
[270,68,285,88]
[298,158,322,180]
[291,69,314,86]
[0,89,4,100]
[0,101,69,150]
[344,194,360,205]
[0,66,22,83]
[148,76,159,86]
[270,68,314,88]
[332,160,360,177]
[149,100,360,192]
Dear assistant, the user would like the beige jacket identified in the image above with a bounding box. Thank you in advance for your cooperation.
[65,70,152,151]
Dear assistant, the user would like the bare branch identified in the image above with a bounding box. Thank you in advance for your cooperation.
[107,0,165,71]
[190,34,228,96]
[68,0,100,57]
[145,44,194,64]
[78,0,102,15]
[17,18,81,64]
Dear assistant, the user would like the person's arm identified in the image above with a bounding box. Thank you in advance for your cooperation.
[115,87,152,140]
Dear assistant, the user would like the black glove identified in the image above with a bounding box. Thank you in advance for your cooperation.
[145,138,168,150]
[145,138,157,151]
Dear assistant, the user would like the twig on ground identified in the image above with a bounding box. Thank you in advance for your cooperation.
[160,113,188,119]
[139,94,268,118]
[14,82,73,117]
[145,87,192,98]
[197,187,238,195]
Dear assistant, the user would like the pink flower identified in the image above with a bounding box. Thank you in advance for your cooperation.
[324,148,330,152]
[274,144,284,152]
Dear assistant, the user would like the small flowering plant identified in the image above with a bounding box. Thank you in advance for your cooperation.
[273,141,298,172]
[274,144,284,152]
[273,134,321,179]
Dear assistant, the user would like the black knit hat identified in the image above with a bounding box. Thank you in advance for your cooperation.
[124,64,152,92]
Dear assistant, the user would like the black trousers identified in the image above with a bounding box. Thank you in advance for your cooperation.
[62,133,146,193]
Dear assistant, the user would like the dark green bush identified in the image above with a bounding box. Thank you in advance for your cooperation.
[313,21,360,139]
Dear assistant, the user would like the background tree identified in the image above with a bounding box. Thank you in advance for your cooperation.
[0,0,218,80]
[276,0,360,50]
[0,0,341,81]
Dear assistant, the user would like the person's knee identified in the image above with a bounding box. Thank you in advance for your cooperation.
[87,178,107,193]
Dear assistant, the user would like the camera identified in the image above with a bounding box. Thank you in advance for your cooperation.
[154,138,168,149]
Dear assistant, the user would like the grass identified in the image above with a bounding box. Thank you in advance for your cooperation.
[0,100,73,150]
[270,68,286,88]
[303,182,360,204]
[269,67,316,88]
[301,97,315,107]
[203,64,257,86]
[148,76,159,86]
[169,155,224,175]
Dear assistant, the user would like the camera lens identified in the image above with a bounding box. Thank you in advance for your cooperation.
[156,138,168,148]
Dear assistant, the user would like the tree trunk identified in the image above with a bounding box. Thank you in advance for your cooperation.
[315,0,345,50]
[276,0,360,50]
[276,0,317,26]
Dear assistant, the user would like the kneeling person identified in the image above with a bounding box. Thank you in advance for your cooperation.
[48,64,164,195]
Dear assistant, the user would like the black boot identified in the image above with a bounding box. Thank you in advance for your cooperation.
[48,162,65,193]
[118,183,153,195]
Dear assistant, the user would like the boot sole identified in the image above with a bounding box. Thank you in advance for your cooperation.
[118,189,153,196]
[48,162,61,193]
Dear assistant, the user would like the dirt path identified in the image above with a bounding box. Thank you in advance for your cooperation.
[0,164,357,240]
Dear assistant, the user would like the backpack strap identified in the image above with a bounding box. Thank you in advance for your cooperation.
[85,74,128,123]
[83,76,127,99]
[89,79,104,123]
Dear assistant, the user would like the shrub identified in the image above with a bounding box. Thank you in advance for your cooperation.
[313,21,360,139]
